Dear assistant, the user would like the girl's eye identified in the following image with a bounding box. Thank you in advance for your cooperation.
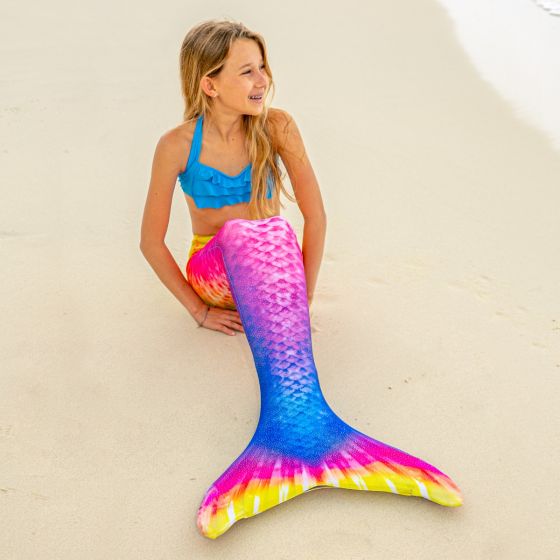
[243,64,266,75]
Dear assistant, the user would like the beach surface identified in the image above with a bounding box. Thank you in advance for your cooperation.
[1,1,559,558]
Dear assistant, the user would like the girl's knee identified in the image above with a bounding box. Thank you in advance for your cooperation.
[217,216,294,249]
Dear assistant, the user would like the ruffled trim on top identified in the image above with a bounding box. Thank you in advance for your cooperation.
[191,164,252,196]
[179,161,273,208]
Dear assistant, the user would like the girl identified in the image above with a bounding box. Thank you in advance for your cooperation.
[140,19,327,335]
[140,19,461,540]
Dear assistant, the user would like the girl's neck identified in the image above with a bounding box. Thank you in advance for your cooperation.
[204,111,245,144]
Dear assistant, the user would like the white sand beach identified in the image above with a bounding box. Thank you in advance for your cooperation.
[1,0,559,558]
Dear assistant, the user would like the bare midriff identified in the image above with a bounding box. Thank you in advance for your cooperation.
[184,194,280,236]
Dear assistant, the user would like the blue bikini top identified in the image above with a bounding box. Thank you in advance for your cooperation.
[178,114,273,209]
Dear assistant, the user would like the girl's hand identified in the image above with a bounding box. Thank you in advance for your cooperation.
[199,306,244,336]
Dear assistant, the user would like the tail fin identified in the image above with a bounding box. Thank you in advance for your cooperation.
[192,217,462,539]
[197,423,462,539]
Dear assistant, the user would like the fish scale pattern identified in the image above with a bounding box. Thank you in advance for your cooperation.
[185,215,462,540]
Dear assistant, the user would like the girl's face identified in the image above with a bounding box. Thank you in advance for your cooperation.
[203,38,270,116]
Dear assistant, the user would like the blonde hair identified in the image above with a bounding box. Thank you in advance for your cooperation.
[179,18,295,219]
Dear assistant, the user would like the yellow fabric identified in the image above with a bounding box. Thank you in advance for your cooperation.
[188,233,215,259]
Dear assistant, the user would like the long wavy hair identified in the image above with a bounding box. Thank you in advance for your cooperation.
[179,19,295,219]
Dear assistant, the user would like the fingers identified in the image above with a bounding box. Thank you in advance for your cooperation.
[223,309,241,320]
[201,307,244,336]
[229,319,244,333]
[223,310,244,333]
[222,318,243,336]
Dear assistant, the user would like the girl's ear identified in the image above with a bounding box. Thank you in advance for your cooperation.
[200,76,218,98]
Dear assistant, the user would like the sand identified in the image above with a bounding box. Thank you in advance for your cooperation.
[1,1,559,558]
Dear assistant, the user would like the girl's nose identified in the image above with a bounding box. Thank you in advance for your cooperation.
[256,69,268,87]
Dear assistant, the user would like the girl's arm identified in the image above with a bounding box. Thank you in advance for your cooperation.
[302,216,327,306]
[271,109,327,305]
[140,132,208,326]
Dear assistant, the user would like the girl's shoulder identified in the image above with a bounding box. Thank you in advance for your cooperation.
[267,106,291,131]
[155,118,198,175]
[166,117,197,147]
[163,109,289,141]
[266,107,304,157]
[267,107,297,151]
[155,109,294,165]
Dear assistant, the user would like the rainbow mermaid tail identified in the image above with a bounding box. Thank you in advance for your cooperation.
[186,216,462,539]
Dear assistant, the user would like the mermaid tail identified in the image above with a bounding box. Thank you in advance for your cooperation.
[186,216,462,539]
